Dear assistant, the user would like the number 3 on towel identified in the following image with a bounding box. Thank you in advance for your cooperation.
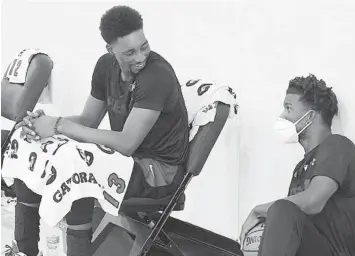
[103,173,126,208]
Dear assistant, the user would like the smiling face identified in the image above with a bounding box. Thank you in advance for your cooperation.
[107,29,150,79]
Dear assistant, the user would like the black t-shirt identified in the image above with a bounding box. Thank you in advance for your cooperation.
[288,134,355,255]
[90,51,189,165]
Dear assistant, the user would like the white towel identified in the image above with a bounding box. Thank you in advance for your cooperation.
[1,117,16,131]
[2,130,134,227]
[38,75,53,104]
[181,79,239,141]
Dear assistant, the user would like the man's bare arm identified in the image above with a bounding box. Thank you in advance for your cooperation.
[1,54,52,122]
[253,176,338,218]
[55,107,160,156]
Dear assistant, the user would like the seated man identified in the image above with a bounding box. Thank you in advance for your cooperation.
[18,5,189,256]
[240,74,355,256]
[1,49,52,256]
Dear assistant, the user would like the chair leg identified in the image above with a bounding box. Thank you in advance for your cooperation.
[152,230,185,256]
[92,212,155,256]
[92,213,152,242]
[92,212,186,256]
[130,234,153,256]
[92,174,193,255]
[138,176,193,255]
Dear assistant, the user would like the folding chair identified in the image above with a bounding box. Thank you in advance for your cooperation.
[91,102,243,256]
[1,53,53,195]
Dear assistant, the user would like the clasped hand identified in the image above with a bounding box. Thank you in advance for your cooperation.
[15,110,58,142]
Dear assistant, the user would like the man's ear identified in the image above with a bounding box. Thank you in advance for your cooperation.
[106,45,113,55]
[307,110,317,124]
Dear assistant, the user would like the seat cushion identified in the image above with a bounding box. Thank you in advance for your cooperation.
[119,193,186,214]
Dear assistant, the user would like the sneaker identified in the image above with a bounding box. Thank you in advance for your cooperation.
[2,241,42,256]
[2,240,26,256]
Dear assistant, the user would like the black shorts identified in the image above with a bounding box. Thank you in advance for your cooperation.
[124,159,186,200]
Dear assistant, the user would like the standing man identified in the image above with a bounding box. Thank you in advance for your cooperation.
[18,6,189,256]
[240,75,355,256]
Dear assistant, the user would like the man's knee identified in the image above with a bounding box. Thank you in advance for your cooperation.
[65,198,94,256]
[66,198,95,226]
[14,179,41,204]
[268,199,303,218]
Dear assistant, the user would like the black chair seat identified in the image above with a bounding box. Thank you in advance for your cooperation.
[120,193,186,213]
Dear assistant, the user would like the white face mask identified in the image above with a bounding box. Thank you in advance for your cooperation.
[274,110,314,144]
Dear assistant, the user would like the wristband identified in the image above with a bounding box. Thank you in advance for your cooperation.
[54,117,63,135]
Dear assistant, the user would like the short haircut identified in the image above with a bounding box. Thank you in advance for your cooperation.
[100,6,143,44]
[287,74,338,127]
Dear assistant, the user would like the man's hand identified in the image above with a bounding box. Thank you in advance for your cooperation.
[239,209,263,249]
[15,110,45,129]
[31,115,58,139]
[15,110,45,142]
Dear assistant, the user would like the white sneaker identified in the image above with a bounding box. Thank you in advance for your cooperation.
[2,240,40,256]
[2,240,26,256]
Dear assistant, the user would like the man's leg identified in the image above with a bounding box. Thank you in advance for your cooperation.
[258,199,336,256]
[65,197,95,256]
[2,129,16,198]
[14,179,42,256]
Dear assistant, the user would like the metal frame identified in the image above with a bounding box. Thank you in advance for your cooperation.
[137,172,193,256]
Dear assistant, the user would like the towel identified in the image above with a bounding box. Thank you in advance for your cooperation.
[2,130,134,227]
[181,79,239,141]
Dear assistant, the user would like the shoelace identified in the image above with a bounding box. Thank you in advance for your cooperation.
[2,245,26,256]
[2,245,17,256]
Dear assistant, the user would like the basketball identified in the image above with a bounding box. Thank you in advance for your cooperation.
[242,221,265,256]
